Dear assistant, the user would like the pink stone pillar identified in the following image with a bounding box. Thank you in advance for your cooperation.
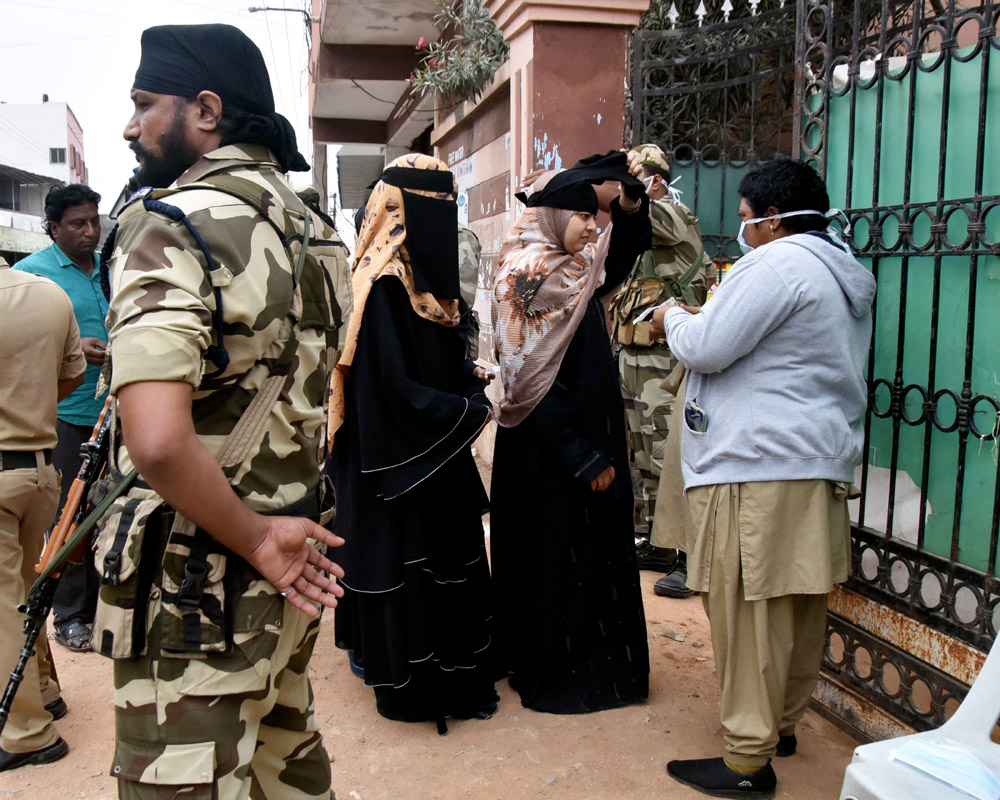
[486,0,650,197]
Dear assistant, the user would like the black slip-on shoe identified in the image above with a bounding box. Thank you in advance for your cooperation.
[653,568,695,598]
[775,733,797,757]
[667,757,776,799]
[43,698,67,720]
[0,738,69,772]
[635,540,679,572]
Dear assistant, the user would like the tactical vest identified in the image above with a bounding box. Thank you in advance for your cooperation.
[612,247,706,347]
[611,197,709,348]
[92,176,343,659]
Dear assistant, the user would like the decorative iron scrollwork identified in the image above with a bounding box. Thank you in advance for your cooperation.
[824,614,970,731]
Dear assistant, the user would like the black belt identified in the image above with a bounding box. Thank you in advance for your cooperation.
[0,449,53,470]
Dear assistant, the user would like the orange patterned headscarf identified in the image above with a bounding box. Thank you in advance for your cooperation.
[328,153,460,444]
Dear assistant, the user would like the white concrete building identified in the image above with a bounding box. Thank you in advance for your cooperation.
[0,163,62,263]
[0,98,88,185]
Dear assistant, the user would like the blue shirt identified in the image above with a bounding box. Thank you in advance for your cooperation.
[14,243,109,426]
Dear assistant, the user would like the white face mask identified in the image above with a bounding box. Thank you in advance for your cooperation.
[737,208,852,254]
[889,738,1000,800]
[643,174,685,204]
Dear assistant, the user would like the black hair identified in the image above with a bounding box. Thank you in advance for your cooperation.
[43,183,101,238]
[645,164,672,184]
[737,158,829,234]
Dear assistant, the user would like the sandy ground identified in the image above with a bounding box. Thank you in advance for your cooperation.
[0,568,858,800]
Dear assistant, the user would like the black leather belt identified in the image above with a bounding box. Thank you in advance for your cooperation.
[0,450,53,470]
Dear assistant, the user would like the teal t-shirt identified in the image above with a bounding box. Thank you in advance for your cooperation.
[14,243,109,426]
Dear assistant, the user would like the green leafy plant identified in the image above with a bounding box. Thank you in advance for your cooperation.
[411,0,509,104]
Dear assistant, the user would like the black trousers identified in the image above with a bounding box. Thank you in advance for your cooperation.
[51,419,99,627]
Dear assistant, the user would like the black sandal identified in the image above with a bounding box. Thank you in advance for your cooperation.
[53,621,92,652]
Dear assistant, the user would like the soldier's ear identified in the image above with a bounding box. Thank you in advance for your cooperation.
[193,91,224,133]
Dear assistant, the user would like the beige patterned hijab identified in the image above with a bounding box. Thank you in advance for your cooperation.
[328,153,460,443]
[492,171,613,428]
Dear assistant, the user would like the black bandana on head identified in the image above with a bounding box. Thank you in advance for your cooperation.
[515,150,647,212]
[520,177,598,214]
[133,24,309,172]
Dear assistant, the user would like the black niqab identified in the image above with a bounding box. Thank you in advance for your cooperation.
[133,24,309,172]
[380,166,461,302]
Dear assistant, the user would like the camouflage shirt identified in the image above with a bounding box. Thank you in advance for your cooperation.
[644,196,711,285]
[108,144,345,511]
[612,196,714,335]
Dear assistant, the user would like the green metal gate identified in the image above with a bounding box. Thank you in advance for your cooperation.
[632,0,1000,737]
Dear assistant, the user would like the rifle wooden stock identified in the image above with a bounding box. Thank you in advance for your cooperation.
[36,481,84,577]
[35,397,112,577]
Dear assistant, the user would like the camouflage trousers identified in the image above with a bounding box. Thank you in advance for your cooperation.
[111,601,333,800]
[619,344,678,525]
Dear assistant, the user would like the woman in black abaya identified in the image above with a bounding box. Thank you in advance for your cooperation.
[490,161,652,713]
[328,154,498,733]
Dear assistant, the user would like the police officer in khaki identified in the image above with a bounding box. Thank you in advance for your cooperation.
[613,144,713,596]
[0,256,84,770]
[98,24,345,799]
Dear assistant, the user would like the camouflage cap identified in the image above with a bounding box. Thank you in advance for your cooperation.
[630,144,670,173]
[296,187,321,205]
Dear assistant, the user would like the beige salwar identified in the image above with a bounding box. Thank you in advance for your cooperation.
[665,472,851,765]
[692,481,847,764]
[651,369,854,763]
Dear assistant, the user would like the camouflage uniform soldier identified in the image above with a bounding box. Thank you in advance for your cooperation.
[297,186,353,333]
[95,25,345,800]
[458,224,483,360]
[612,144,714,596]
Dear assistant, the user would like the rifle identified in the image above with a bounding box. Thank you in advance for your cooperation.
[0,399,136,735]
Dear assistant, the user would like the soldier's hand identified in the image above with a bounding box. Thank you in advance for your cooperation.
[626,150,644,179]
[245,516,345,618]
[81,337,108,366]
[590,465,615,492]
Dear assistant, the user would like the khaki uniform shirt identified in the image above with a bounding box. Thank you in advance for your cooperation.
[107,144,337,511]
[681,479,852,600]
[0,260,85,450]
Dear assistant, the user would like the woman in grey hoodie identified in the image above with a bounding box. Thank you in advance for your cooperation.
[655,158,876,800]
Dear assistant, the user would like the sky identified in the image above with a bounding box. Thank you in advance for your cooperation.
[0,0,321,215]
